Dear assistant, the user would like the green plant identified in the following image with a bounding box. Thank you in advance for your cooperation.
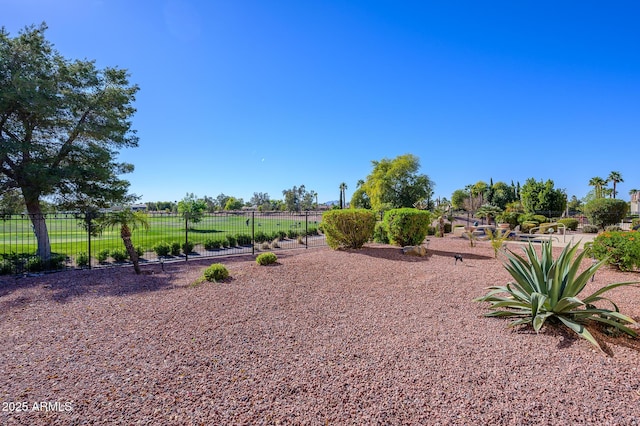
[135,246,144,258]
[235,234,252,246]
[254,231,270,243]
[485,228,512,258]
[426,226,436,236]
[322,209,376,250]
[539,223,558,234]
[582,224,599,234]
[276,230,287,240]
[373,222,390,244]
[203,263,229,282]
[97,248,111,263]
[583,198,629,229]
[153,242,171,257]
[182,241,195,254]
[110,248,128,262]
[497,212,520,229]
[558,218,579,231]
[605,225,622,232]
[76,252,90,268]
[532,214,548,224]
[204,238,223,250]
[171,242,182,256]
[588,231,640,271]
[383,208,431,246]
[226,235,237,247]
[475,241,638,352]
[521,221,538,233]
[286,229,299,239]
[0,259,14,275]
[256,252,277,265]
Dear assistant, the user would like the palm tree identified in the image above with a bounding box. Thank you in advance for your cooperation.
[588,177,607,199]
[630,188,639,202]
[100,209,150,275]
[339,182,347,209]
[607,171,623,199]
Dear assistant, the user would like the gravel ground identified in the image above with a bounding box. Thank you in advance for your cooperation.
[1,236,640,425]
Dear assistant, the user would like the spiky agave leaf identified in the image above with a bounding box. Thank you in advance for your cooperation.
[475,240,639,352]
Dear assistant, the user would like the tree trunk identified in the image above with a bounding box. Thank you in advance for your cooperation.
[24,194,52,261]
[120,226,141,275]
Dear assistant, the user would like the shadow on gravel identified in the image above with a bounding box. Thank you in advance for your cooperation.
[353,246,495,263]
[0,253,262,307]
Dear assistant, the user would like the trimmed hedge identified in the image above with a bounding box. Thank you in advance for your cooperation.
[322,209,376,249]
[383,208,431,246]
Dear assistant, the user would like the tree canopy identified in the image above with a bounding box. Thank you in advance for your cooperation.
[0,24,139,258]
[520,178,566,216]
[357,154,434,211]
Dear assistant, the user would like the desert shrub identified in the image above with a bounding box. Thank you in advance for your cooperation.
[373,222,389,244]
[226,235,237,247]
[110,248,128,262]
[204,238,223,250]
[322,209,376,250]
[286,229,299,239]
[521,221,538,233]
[583,198,628,229]
[203,263,229,282]
[538,223,558,234]
[498,212,520,229]
[557,218,579,231]
[24,254,66,272]
[170,242,181,256]
[0,258,15,275]
[518,213,537,225]
[426,226,436,236]
[276,230,287,240]
[236,234,252,246]
[588,231,640,271]
[182,241,195,254]
[254,230,270,243]
[153,242,171,257]
[475,241,637,352]
[135,246,144,258]
[582,224,599,234]
[532,215,548,224]
[605,225,622,232]
[307,227,319,236]
[256,252,277,265]
[383,208,431,247]
[75,252,90,268]
[97,248,111,263]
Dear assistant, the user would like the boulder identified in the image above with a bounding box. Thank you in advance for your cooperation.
[402,245,427,256]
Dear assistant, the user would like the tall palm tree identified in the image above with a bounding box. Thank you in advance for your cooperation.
[100,209,150,275]
[339,182,347,209]
[607,171,624,199]
[588,177,607,199]
[630,188,639,202]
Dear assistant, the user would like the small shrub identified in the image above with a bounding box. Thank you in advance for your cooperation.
[171,242,181,256]
[286,229,298,239]
[307,227,319,236]
[76,252,90,268]
[588,231,640,271]
[384,208,431,246]
[605,225,623,232]
[260,242,270,250]
[204,238,223,250]
[97,248,111,263]
[254,231,270,243]
[153,242,171,257]
[426,226,436,236]
[226,235,237,247]
[0,259,15,275]
[521,221,538,233]
[582,224,599,234]
[498,212,520,229]
[256,252,277,265]
[373,222,389,244]
[557,218,579,231]
[632,218,640,230]
[276,230,287,240]
[135,246,144,258]
[235,234,252,246]
[182,241,195,254]
[203,263,229,282]
[532,215,548,224]
[539,223,558,234]
[322,209,376,250]
[111,248,128,262]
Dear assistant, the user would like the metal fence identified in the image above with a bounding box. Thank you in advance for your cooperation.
[0,211,326,275]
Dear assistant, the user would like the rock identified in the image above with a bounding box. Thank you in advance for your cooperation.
[402,245,427,256]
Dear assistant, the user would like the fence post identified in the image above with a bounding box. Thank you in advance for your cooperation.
[87,214,92,269]
[305,211,308,248]
[185,216,189,262]
[251,211,255,256]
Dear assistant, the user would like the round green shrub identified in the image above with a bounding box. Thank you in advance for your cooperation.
[322,209,376,250]
[235,234,252,246]
[97,248,111,263]
[583,198,629,229]
[276,230,287,240]
[182,241,195,254]
[532,215,548,224]
[383,208,431,247]
[286,229,299,239]
[170,242,181,256]
[605,225,623,232]
[153,242,171,257]
[204,238,223,250]
[226,235,237,247]
[110,248,128,262]
[557,218,579,231]
[76,252,90,268]
[373,222,389,244]
[254,231,270,243]
[256,252,277,265]
[589,231,640,271]
[582,224,599,233]
[203,263,229,282]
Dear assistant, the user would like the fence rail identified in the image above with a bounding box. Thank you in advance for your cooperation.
[0,211,326,275]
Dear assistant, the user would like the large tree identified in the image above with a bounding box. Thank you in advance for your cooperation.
[520,178,566,216]
[607,171,623,199]
[588,177,607,199]
[359,154,434,211]
[0,24,139,259]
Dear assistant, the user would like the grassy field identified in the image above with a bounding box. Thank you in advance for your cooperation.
[0,212,323,259]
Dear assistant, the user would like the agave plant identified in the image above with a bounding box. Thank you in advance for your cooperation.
[475,241,638,351]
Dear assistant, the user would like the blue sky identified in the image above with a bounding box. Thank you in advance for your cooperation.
[3,0,640,204]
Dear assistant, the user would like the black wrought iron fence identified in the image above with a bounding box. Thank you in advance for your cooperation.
[0,211,326,275]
